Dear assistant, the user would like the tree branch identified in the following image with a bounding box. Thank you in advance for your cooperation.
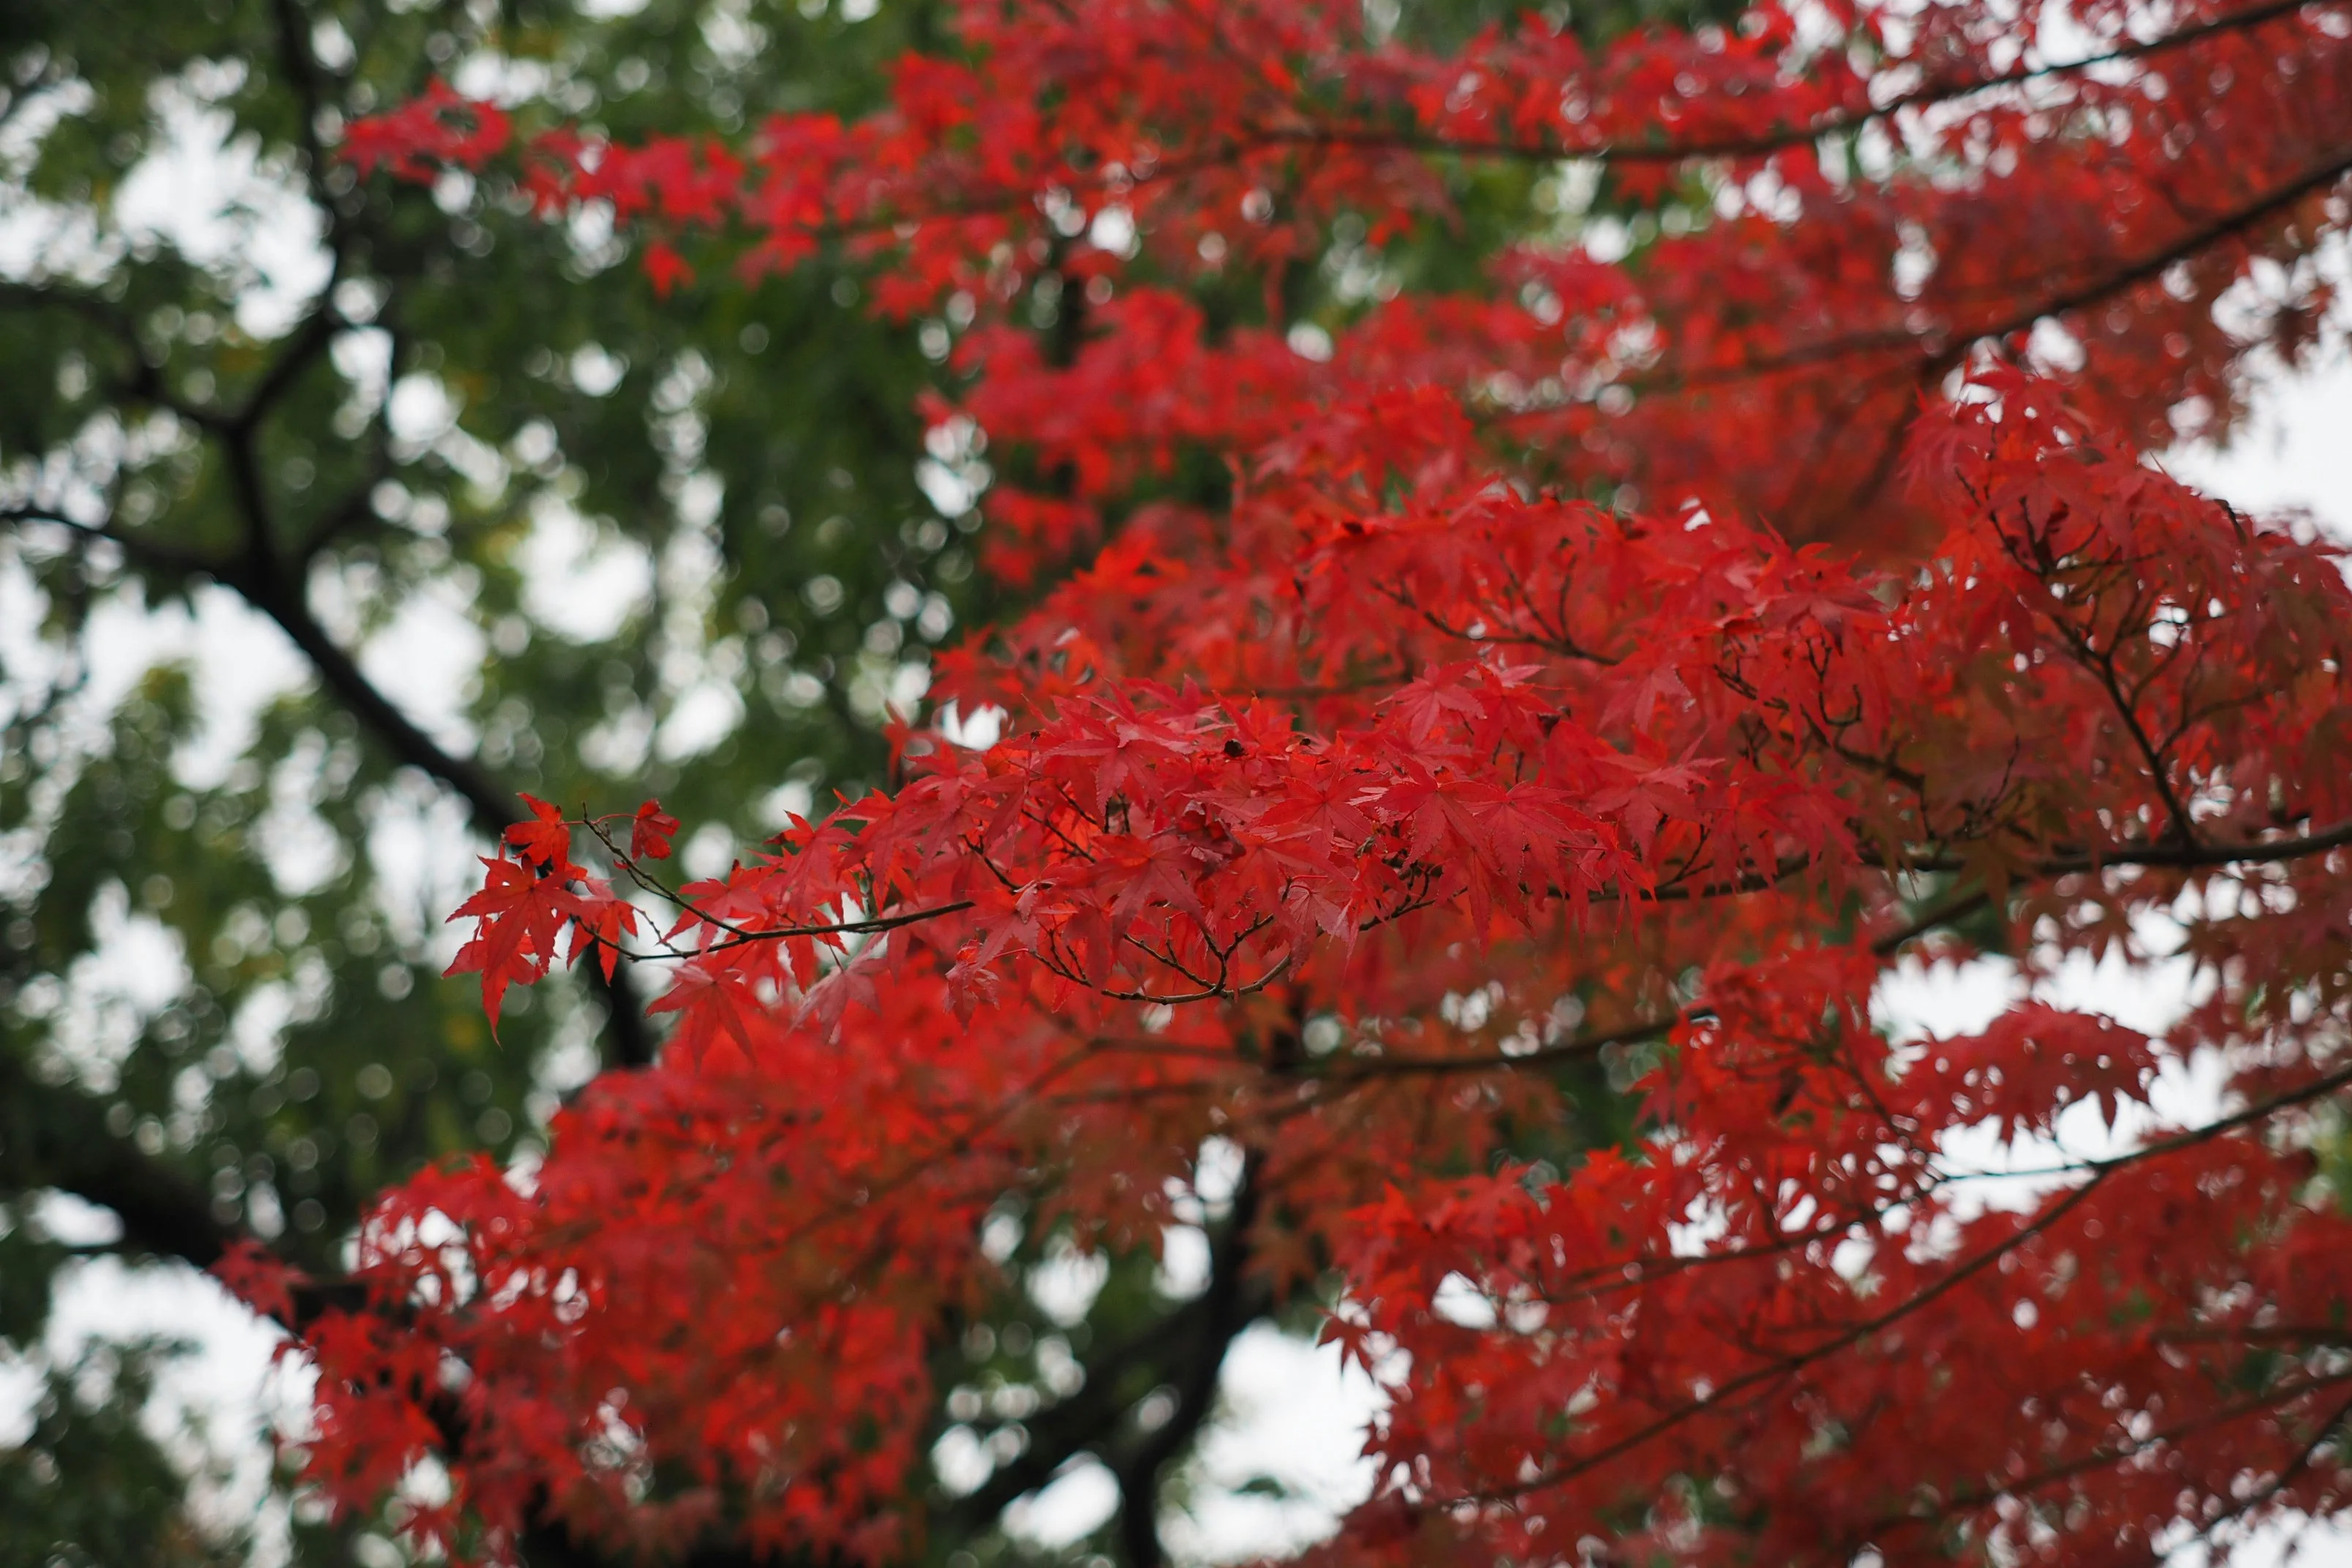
[0,502,228,579]
[1248,0,2330,169]
[1109,1153,1264,1568]
[932,1264,1277,1539]
[1579,145,2352,404]
[0,1055,237,1270]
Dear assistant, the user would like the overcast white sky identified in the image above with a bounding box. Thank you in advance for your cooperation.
[4,51,2352,1567]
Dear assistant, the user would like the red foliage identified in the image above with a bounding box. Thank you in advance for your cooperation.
[272,2,2352,1563]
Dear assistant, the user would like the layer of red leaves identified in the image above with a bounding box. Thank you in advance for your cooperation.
[267,3,2352,1564]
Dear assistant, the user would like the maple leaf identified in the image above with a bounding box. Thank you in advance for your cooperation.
[505,793,578,874]
[642,238,694,296]
[445,855,585,1032]
[631,798,682,861]
[567,882,642,979]
[211,1237,304,1324]
[1380,663,1490,747]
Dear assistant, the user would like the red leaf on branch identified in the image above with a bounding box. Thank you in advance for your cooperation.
[630,799,681,861]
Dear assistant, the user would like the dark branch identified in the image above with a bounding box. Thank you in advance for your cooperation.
[932,1267,1278,1539]
[1248,0,2326,169]
[1110,1153,1264,1568]
[0,1055,237,1270]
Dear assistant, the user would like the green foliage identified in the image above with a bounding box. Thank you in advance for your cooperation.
[0,1340,250,1568]
[0,1,962,1245]
[0,1,976,1555]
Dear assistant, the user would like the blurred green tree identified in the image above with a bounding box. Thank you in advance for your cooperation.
[2,0,966,1556]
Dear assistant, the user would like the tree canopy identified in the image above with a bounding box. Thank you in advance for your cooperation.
[7,0,2352,1565]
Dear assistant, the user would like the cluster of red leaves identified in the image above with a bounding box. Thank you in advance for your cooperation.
[342,0,2352,556]
[283,2,2352,1564]
[442,796,651,1029]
